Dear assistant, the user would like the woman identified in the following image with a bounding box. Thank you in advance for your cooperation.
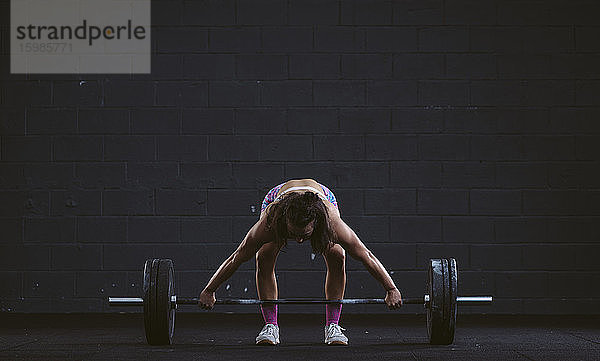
[198,179,402,345]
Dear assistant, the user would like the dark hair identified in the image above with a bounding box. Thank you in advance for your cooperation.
[264,191,336,254]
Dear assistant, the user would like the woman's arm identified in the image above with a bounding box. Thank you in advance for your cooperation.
[201,240,254,293]
[332,217,402,309]
[199,219,268,309]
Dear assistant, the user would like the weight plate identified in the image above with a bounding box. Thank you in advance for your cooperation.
[447,258,458,344]
[427,258,445,345]
[426,260,431,339]
[440,258,451,345]
[156,259,175,345]
[145,259,176,345]
[142,259,152,343]
[144,259,160,345]
[426,259,432,342]
[143,259,152,294]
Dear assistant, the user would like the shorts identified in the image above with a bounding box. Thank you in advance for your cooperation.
[261,182,338,212]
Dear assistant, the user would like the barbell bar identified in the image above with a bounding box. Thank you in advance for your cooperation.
[109,295,492,307]
[107,257,492,346]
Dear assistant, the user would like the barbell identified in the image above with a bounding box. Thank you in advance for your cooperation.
[108,258,492,345]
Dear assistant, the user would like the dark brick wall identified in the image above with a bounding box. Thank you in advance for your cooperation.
[1,0,599,314]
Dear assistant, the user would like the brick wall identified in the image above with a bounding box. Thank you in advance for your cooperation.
[0,0,599,314]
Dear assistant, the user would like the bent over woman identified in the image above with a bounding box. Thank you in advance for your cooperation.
[198,178,402,345]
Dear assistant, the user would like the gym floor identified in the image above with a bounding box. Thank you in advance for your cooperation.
[0,313,598,361]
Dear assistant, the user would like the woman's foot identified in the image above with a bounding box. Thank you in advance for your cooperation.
[256,323,280,345]
[324,323,348,345]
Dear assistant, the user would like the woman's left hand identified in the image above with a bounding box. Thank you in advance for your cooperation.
[385,288,402,310]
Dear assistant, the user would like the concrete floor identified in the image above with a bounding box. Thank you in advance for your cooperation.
[0,313,598,361]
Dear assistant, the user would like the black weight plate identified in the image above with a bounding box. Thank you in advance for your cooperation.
[426,259,433,342]
[156,259,175,345]
[440,258,451,344]
[447,258,458,344]
[426,260,432,340]
[427,259,445,344]
[168,261,175,342]
[142,259,152,343]
[143,259,152,294]
[144,259,160,345]
[146,259,175,345]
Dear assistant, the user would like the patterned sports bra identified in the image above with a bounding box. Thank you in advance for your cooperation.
[273,186,327,202]
[261,182,338,212]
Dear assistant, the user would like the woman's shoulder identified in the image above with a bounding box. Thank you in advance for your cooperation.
[252,212,276,241]
[259,203,275,220]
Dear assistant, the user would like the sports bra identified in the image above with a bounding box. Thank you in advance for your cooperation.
[273,186,328,203]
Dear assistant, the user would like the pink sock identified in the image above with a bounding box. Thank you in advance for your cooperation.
[260,304,278,326]
[326,303,342,325]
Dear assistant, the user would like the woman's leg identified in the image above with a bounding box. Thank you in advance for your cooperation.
[256,242,281,325]
[323,244,346,325]
[323,243,346,299]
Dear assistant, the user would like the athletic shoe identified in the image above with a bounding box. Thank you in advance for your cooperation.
[256,323,280,345]
[324,323,348,345]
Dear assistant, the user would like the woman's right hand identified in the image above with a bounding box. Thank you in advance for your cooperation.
[198,289,216,310]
